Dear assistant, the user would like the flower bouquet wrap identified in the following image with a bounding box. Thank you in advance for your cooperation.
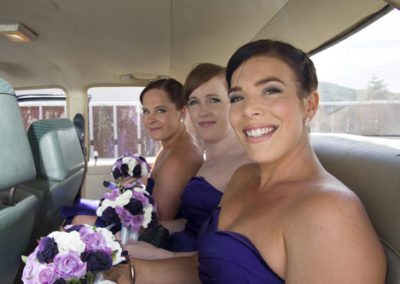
[22,224,126,284]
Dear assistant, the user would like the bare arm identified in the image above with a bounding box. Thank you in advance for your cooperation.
[124,240,195,260]
[160,218,186,234]
[104,254,200,284]
[285,190,386,284]
[153,153,202,220]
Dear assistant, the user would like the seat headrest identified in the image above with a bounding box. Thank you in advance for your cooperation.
[0,79,36,190]
[27,118,84,181]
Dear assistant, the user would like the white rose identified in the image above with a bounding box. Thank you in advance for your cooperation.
[122,157,137,174]
[115,190,132,207]
[96,227,125,265]
[133,184,147,195]
[141,164,149,177]
[48,231,85,254]
[142,204,153,228]
[96,199,115,216]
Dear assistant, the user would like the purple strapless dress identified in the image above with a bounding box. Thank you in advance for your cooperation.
[168,177,222,252]
[197,208,285,283]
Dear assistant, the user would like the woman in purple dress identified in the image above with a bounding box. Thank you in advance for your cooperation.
[105,40,386,283]
[62,78,203,227]
[140,78,204,221]
[124,63,250,257]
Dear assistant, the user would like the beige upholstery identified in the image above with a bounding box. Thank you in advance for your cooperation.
[311,133,400,284]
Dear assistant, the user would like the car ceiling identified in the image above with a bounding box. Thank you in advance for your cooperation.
[0,0,389,92]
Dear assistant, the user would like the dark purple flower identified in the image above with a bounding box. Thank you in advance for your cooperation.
[82,250,112,272]
[121,163,130,177]
[101,207,120,224]
[37,237,59,263]
[132,191,149,207]
[124,198,143,215]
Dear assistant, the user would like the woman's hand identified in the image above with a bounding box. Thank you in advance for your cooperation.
[124,240,173,260]
[103,263,132,284]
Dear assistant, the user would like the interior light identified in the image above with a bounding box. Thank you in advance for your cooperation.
[0,23,38,43]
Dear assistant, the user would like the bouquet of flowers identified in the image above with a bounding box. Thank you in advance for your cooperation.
[22,224,126,284]
[111,153,150,182]
[96,181,156,244]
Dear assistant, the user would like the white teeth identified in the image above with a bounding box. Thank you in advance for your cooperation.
[245,127,275,138]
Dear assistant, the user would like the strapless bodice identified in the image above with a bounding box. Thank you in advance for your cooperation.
[197,208,285,283]
[168,177,222,252]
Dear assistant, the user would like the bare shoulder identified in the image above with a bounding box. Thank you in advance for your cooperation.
[230,162,259,183]
[221,163,259,199]
[168,145,203,168]
[290,180,370,230]
[234,162,259,174]
[171,137,203,164]
[284,180,386,283]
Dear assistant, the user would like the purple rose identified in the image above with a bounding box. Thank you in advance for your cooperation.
[77,225,93,238]
[38,263,58,284]
[80,231,109,252]
[132,191,149,206]
[131,215,145,231]
[104,188,120,201]
[115,207,133,224]
[22,251,42,283]
[37,237,59,263]
[82,250,112,272]
[53,251,87,279]
[116,206,144,231]
[124,198,143,215]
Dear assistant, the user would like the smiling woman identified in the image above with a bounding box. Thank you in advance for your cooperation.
[102,39,388,284]
[139,78,203,221]
[1,1,399,283]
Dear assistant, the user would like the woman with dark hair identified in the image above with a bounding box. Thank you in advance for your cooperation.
[65,78,203,232]
[105,40,386,283]
[138,78,203,221]
[123,63,250,257]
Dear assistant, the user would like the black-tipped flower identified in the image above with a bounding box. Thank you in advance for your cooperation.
[37,237,59,263]
[82,250,112,272]
[124,198,143,215]
[101,207,120,224]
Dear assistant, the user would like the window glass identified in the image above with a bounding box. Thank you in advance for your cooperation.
[88,87,161,160]
[310,9,400,137]
[16,88,66,129]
